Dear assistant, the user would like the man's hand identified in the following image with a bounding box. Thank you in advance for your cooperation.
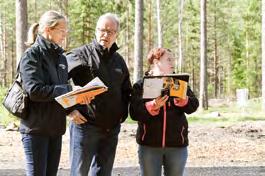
[68,110,87,125]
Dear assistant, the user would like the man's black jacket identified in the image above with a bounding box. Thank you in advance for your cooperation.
[20,35,72,136]
[66,40,132,129]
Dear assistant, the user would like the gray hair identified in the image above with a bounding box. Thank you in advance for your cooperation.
[25,10,66,46]
[96,13,120,32]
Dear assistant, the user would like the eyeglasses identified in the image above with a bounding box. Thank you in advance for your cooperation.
[97,28,116,36]
[53,28,69,34]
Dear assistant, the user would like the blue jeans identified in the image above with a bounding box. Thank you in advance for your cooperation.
[21,134,62,176]
[69,122,120,176]
[138,145,188,176]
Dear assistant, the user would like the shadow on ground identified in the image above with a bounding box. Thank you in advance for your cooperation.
[1,166,264,176]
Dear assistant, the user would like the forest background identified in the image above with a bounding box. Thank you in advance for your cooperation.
[0,0,264,115]
[0,2,265,175]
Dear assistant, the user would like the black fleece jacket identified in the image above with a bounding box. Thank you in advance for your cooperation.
[130,79,199,147]
[66,39,132,130]
[20,35,72,136]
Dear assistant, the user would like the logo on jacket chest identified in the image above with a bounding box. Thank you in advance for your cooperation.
[59,64,66,70]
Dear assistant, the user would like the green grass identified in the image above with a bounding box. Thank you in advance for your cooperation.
[187,113,265,124]
[187,98,265,125]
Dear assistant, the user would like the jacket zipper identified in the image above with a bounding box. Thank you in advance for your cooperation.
[141,123,146,141]
[162,104,167,147]
[56,55,63,84]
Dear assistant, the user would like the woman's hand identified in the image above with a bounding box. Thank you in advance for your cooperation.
[174,97,189,107]
[72,85,95,105]
[68,110,87,124]
[153,95,169,110]
[77,96,95,105]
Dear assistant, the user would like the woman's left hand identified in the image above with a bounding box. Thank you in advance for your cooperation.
[77,96,95,105]
[174,97,189,107]
[153,95,169,110]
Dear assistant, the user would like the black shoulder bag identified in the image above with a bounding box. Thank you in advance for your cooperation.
[2,62,29,119]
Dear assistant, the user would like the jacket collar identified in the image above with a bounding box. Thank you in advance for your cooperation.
[92,39,119,56]
[35,35,64,55]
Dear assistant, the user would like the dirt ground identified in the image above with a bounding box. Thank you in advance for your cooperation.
[0,120,265,175]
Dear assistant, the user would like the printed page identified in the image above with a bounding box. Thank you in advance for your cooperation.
[55,77,108,108]
[142,74,189,99]
[142,78,164,99]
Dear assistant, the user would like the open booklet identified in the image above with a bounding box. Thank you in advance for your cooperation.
[142,73,189,99]
[55,77,108,108]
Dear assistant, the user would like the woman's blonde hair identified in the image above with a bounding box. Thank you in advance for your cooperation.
[25,10,66,46]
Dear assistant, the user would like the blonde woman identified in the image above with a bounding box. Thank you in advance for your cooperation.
[20,11,89,176]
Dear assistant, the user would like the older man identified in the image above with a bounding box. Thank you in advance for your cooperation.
[66,13,132,176]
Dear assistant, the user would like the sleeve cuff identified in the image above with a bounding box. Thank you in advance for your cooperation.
[174,97,189,107]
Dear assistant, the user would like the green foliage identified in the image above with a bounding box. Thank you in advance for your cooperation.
[225,0,261,98]
[160,0,179,49]
[182,0,200,92]
[241,0,261,97]
[67,0,131,49]
[0,0,264,105]
[231,34,246,88]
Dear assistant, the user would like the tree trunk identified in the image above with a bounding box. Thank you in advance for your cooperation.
[156,0,162,47]
[0,14,3,64]
[58,0,69,50]
[16,0,27,65]
[34,0,37,22]
[11,28,16,81]
[2,13,8,86]
[82,16,85,44]
[134,0,144,83]
[262,0,265,111]
[227,54,232,96]
[147,0,153,52]
[213,5,218,98]
[178,0,185,72]
[245,31,249,89]
[125,0,131,66]
[199,0,208,110]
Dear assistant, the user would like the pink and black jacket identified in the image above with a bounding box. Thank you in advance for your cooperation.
[129,79,199,148]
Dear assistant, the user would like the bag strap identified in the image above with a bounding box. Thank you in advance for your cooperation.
[16,59,23,83]
[16,59,27,95]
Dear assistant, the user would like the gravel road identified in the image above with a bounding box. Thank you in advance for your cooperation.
[0,121,264,176]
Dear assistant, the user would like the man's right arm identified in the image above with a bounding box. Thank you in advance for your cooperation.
[66,51,92,123]
[67,51,94,87]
